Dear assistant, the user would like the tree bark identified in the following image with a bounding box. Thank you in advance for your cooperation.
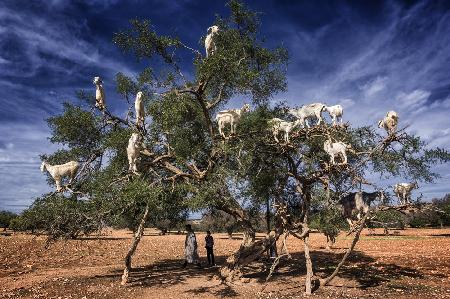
[219,230,282,281]
[121,203,150,285]
[303,225,314,295]
[319,213,368,287]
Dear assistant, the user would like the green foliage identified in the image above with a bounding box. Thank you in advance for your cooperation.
[47,103,102,158]
[198,3,288,104]
[13,195,100,239]
[433,194,450,226]
[372,210,406,229]
[0,211,18,229]
[407,194,450,227]
[113,19,180,63]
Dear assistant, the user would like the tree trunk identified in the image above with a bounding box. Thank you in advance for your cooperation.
[219,230,281,281]
[266,197,271,234]
[319,213,368,287]
[303,226,314,295]
[121,203,150,285]
[300,186,315,294]
[242,226,255,245]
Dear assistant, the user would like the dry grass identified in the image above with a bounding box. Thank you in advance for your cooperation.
[1,228,450,298]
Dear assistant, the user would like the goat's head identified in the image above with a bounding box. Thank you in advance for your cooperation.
[93,76,102,85]
[386,110,398,119]
[136,91,143,101]
[130,133,141,144]
[207,25,219,35]
[242,103,251,113]
[323,139,331,151]
[40,161,46,172]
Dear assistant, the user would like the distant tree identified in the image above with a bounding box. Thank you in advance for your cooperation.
[201,210,239,238]
[432,194,450,226]
[0,211,18,230]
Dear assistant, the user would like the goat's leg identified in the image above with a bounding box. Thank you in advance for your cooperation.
[273,130,279,143]
[406,193,411,204]
[305,119,311,128]
[219,123,226,138]
[316,113,322,125]
[356,212,362,221]
[55,179,62,192]
[132,158,138,172]
[342,153,348,164]
[346,218,353,228]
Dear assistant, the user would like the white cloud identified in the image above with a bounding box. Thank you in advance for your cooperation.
[362,77,388,97]
[396,89,431,110]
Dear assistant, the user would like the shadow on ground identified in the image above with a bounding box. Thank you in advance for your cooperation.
[91,249,424,297]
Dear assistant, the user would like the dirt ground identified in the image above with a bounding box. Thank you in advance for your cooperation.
[1,228,450,299]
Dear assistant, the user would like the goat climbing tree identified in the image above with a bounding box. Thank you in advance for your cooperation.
[27,0,450,295]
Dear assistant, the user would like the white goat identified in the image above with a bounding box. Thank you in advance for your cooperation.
[323,140,351,165]
[205,25,219,57]
[135,91,144,126]
[288,103,326,128]
[93,76,106,110]
[40,161,80,192]
[378,110,398,135]
[127,133,142,174]
[215,104,250,138]
[268,118,301,143]
[393,182,418,204]
[325,104,343,126]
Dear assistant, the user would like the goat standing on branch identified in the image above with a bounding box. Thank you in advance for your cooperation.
[325,104,343,126]
[127,133,142,174]
[215,104,250,138]
[378,110,398,135]
[40,161,80,192]
[205,25,219,57]
[93,76,106,110]
[323,140,352,165]
[393,182,418,204]
[288,103,326,128]
[268,118,301,143]
[135,91,145,127]
[340,191,384,228]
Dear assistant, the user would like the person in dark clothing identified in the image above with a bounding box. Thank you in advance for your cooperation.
[205,230,215,266]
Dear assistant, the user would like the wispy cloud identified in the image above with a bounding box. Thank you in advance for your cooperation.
[0,0,449,212]
[273,0,450,196]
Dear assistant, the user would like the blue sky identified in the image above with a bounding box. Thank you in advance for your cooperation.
[0,0,449,212]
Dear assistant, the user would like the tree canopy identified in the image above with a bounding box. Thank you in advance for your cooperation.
[19,0,450,294]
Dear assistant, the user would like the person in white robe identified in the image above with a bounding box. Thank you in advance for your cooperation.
[183,224,200,268]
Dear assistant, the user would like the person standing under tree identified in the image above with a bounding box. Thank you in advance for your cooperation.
[205,230,215,266]
[183,224,201,268]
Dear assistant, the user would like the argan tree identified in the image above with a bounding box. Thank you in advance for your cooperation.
[27,0,449,294]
